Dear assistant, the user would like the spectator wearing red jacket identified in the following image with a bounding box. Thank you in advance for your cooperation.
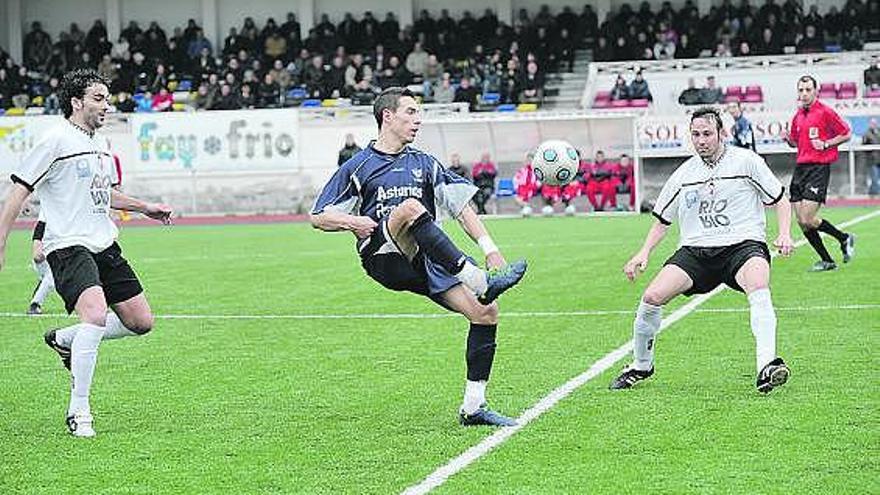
[584,150,618,211]
[617,154,636,211]
[513,153,539,216]
[471,152,497,214]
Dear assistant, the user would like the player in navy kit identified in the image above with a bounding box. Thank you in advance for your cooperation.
[310,87,527,426]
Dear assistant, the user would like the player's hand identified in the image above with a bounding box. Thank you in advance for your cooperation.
[485,251,506,270]
[144,203,173,225]
[623,252,649,282]
[773,233,794,257]
[350,216,377,239]
[810,139,825,151]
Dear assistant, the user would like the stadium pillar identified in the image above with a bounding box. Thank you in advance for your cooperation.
[299,0,314,37]
[398,0,414,26]
[594,0,611,28]
[6,0,23,65]
[105,0,121,48]
[201,0,219,54]
[495,0,512,25]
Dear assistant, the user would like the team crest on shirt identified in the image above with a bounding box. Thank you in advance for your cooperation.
[685,190,699,209]
[76,159,91,179]
[411,169,423,182]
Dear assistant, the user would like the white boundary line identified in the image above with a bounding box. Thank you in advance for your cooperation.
[1,304,878,321]
[400,208,880,495]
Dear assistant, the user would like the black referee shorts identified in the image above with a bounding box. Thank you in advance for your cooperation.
[789,163,831,203]
[46,242,144,314]
[664,240,771,296]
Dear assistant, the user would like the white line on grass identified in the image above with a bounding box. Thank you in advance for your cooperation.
[400,208,880,495]
[1,304,878,321]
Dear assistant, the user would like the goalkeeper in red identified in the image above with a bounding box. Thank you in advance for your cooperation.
[610,107,794,393]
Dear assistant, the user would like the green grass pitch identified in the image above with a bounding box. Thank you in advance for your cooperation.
[0,208,877,494]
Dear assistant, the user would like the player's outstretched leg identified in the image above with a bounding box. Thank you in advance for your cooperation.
[610,300,661,390]
[756,358,790,393]
[479,259,528,305]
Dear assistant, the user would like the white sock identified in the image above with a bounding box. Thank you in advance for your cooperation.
[461,380,487,415]
[633,300,662,371]
[456,262,488,296]
[102,312,138,340]
[68,323,105,416]
[31,271,55,305]
[748,288,777,372]
[54,323,81,349]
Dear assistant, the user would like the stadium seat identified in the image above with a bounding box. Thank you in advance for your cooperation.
[177,80,193,91]
[492,178,516,213]
[496,103,516,112]
[288,88,307,99]
[301,99,321,107]
[743,85,763,103]
[481,92,501,104]
[818,82,837,99]
[593,99,612,108]
[516,103,538,112]
[0,109,5,116]
[723,85,742,102]
[866,88,880,98]
[167,80,178,92]
[628,98,650,107]
[837,82,858,99]
[610,99,629,108]
[172,103,186,111]
[321,99,338,107]
[5,107,25,116]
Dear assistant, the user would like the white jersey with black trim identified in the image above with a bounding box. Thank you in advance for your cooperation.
[11,121,120,255]
[652,145,784,247]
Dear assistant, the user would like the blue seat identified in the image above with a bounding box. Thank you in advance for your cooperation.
[288,88,307,99]
[496,104,516,112]
[495,178,515,198]
[176,80,193,91]
[481,92,501,103]
[301,98,321,107]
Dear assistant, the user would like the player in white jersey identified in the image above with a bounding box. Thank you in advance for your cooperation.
[0,69,172,437]
[28,211,56,315]
[609,107,795,393]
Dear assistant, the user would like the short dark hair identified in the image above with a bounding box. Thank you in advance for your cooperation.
[798,75,817,89]
[60,68,109,118]
[691,106,724,132]
[373,87,415,129]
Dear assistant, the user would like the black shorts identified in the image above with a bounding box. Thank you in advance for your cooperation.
[46,242,144,314]
[789,163,831,203]
[359,217,462,308]
[664,240,771,296]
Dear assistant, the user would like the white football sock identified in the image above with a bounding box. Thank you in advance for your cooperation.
[633,300,662,371]
[68,323,105,416]
[456,262,488,296]
[31,271,55,305]
[54,323,81,349]
[462,380,487,415]
[748,288,777,372]
[102,312,138,340]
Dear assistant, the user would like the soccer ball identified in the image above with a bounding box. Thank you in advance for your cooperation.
[532,140,579,186]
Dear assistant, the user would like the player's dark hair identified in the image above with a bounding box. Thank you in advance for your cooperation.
[798,75,817,89]
[691,106,724,132]
[373,87,415,129]
[60,68,109,118]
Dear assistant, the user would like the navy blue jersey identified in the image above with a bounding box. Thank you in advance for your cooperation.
[312,142,477,234]
[732,115,756,151]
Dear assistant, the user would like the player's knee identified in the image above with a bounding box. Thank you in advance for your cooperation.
[127,314,154,335]
[641,289,669,307]
[399,198,426,220]
[471,302,498,325]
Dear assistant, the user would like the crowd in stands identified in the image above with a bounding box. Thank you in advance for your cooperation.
[591,0,880,63]
[609,70,653,101]
[0,5,593,113]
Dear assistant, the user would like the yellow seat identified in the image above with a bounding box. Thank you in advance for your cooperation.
[167,80,178,92]
[172,103,186,111]
[321,98,338,107]
[5,107,25,116]
[517,103,538,112]
[31,96,44,105]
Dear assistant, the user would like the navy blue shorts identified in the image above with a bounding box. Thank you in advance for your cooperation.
[359,217,464,306]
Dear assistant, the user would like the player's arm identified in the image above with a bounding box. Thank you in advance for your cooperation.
[455,204,505,269]
[624,220,669,282]
[309,210,377,239]
[0,183,32,271]
[772,195,794,257]
[110,189,173,224]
